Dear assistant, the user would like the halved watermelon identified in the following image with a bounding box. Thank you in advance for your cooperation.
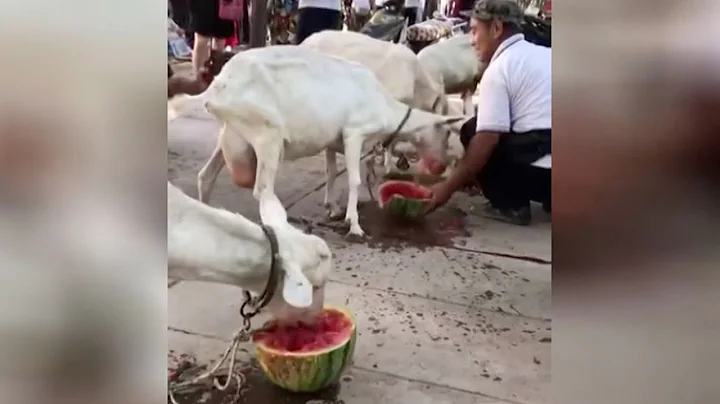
[252,306,356,393]
[378,180,432,218]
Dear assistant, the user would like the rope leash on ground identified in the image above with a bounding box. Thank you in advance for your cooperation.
[167,305,253,404]
[169,225,282,403]
[167,224,347,404]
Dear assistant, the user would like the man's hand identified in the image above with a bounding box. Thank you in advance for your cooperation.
[423,181,455,215]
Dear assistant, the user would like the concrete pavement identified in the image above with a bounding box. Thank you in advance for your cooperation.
[168,101,550,403]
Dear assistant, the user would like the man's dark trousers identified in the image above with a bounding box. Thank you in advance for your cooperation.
[460,116,551,212]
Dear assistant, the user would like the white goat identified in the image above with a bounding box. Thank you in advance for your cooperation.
[301,30,448,114]
[169,46,467,237]
[167,181,331,320]
[417,34,487,115]
[301,30,451,174]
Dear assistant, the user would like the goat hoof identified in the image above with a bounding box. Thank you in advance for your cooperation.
[323,203,345,221]
[344,231,366,243]
[344,218,366,239]
[327,209,345,221]
[328,212,345,221]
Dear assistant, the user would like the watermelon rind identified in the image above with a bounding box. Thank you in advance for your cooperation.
[387,195,429,218]
[253,306,356,393]
[378,180,431,218]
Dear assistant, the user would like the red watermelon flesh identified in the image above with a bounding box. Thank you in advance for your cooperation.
[378,180,433,217]
[252,309,353,353]
[379,180,432,203]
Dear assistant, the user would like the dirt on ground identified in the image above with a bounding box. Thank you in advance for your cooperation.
[302,201,472,252]
[169,355,345,404]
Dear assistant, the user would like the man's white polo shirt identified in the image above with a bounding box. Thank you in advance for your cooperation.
[474,33,552,134]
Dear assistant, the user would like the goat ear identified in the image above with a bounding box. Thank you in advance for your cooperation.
[282,262,313,308]
[259,192,288,227]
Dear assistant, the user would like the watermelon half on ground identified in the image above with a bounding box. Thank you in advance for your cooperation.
[378,180,433,218]
[252,306,356,393]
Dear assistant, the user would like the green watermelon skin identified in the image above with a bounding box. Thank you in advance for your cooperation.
[253,307,356,393]
[387,196,428,218]
[379,181,432,218]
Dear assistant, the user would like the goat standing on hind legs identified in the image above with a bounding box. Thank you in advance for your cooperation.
[169,46,468,238]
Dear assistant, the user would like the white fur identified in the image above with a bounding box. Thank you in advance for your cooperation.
[167,182,331,318]
[417,34,488,113]
[301,30,448,115]
[169,46,467,237]
[301,31,453,174]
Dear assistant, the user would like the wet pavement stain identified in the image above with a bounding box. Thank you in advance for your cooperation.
[301,202,471,252]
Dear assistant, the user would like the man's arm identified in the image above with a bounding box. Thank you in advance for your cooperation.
[446,66,510,191]
[443,131,499,193]
[424,65,510,213]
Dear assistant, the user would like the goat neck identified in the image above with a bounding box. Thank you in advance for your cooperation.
[167,185,274,293]
[391,105,450,140]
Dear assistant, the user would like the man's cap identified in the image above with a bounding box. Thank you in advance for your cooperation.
[472,0,524,28]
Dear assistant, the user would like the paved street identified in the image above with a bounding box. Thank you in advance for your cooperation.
[168,91,551,403]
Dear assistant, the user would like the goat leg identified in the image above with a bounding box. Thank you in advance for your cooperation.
[342,136,366,238]
[364,157,377,203]
[249,133,283,203]
[197,142,226,204]
[324,149,344,220]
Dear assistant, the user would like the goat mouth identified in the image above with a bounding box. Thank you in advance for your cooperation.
[419,158,447,176]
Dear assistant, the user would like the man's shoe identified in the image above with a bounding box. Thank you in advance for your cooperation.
[480,203,532,226]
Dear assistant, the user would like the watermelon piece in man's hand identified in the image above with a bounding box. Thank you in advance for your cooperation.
[378,180,432,218]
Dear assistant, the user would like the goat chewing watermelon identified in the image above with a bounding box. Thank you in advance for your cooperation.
[252,306,356,392]
[378,180,432,218]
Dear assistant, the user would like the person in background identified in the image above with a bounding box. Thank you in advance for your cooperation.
[422,0,437,20]
[295,0,343,44]
[417,0,427,22]
[188,0,235,73]
[169,0,194,48]
[541,0,551,21]
[268,0,299,44]
[241,0,250,44]
[404,0,420,25]
[449,0,474,17]
[423,0,551,225]
[350,0,373,31]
